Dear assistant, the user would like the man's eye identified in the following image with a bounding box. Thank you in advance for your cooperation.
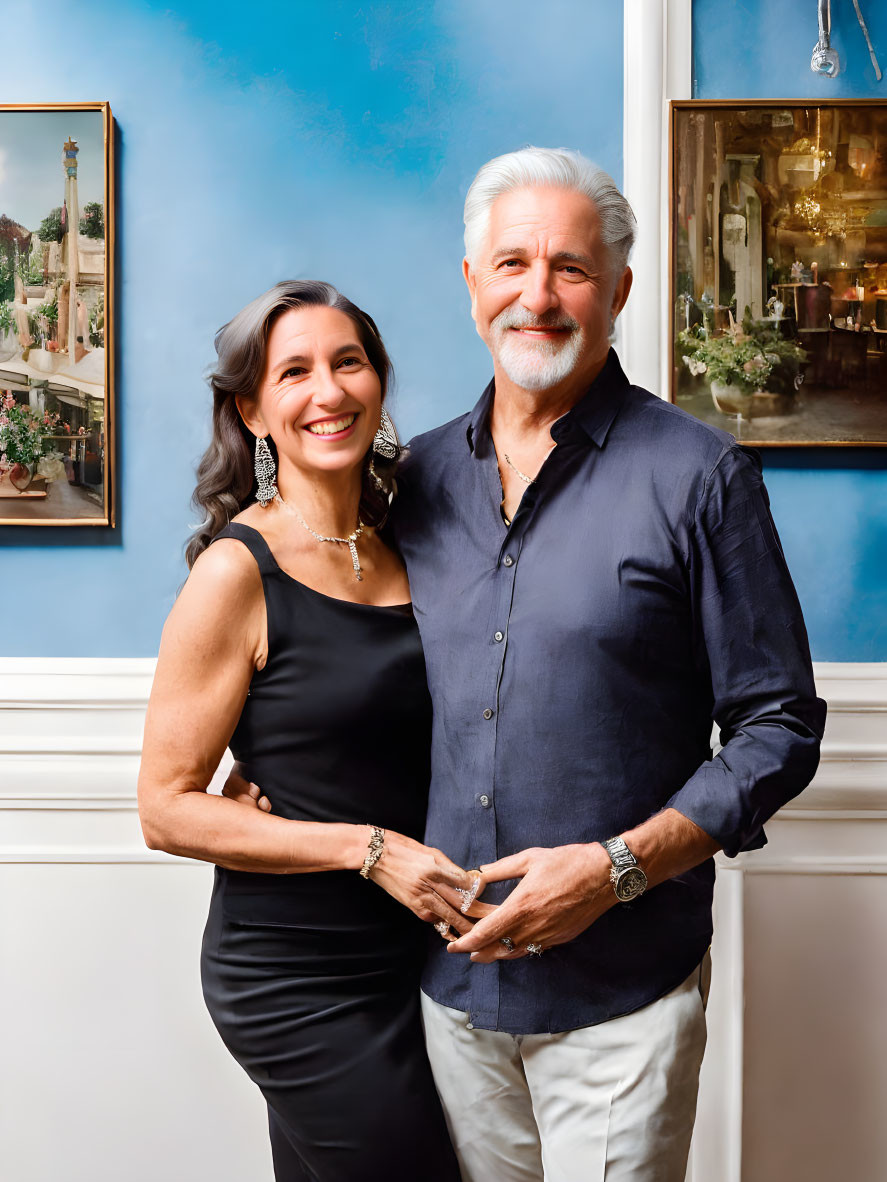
[562,266,585,275]
[500,259,522,268]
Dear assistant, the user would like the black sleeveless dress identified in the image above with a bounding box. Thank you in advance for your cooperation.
[200,523,459,1182]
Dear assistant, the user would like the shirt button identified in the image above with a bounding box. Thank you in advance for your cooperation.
[482,708,493,719]
[494,631,504,642]
[479,794,491,808]
[503,555,514,567]
[466,1022,474,1030]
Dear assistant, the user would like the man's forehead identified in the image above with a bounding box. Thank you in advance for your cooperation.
[485,185,602,250]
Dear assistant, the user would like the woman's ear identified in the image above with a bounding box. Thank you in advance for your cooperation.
[235,394,265,439]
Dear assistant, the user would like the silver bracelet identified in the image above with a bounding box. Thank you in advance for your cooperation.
[359,826,385,879]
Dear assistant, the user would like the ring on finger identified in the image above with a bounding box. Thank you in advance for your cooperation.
[499,936,515,951]
[526,943,544,957]
[434,919,451,938]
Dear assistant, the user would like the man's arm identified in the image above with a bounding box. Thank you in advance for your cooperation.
[449,444,825,962]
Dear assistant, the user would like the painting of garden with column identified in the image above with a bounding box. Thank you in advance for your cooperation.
[0,105,112,524]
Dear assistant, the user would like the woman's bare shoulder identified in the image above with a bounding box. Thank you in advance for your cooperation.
[177,535,264,618]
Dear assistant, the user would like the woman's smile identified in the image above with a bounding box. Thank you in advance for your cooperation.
[304,412,358,438]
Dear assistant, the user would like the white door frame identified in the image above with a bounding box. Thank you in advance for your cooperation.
[621,0,692,398]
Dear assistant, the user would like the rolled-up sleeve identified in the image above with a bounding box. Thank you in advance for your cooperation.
[666,444,827,856]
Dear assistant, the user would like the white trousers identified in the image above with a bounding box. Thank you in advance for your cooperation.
[421,956,709,1182]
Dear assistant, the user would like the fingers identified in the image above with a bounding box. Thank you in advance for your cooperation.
[476,851,531,883]
[434,882,498,920]
[430,856,476,891]
[446,905,521,955]
[463,899,498,920]
[221,778,272,812]
[421,893,475,937]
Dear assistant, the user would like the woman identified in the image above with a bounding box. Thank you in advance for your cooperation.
[137,280,476,1182]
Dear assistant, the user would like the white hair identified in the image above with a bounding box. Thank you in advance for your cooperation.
[463,146,637,276]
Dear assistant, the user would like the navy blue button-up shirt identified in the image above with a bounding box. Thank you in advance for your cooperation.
[391,350,825,1035]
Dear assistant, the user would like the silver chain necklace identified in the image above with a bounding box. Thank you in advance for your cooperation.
[279,498,366,581]
[503,453,537,485]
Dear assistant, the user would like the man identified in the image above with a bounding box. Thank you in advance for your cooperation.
[231,147,825,1181]
[389,146,824,1181]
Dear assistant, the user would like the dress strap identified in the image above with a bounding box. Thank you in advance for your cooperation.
[211,522,280,578]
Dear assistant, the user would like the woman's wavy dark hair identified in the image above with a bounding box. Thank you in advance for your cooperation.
[186,280,400,568]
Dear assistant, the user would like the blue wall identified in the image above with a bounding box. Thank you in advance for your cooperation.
[0,0,623,656]
[694,0,887,659]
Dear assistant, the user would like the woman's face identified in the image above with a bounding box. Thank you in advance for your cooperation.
[244,304,382,481]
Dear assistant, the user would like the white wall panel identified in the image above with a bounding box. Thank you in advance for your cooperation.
[1,658,884,1180]
[0,661,264,1182]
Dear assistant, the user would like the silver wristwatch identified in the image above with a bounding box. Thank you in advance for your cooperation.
[601,836,648,903]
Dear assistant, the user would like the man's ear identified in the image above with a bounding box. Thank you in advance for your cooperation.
[463,256,478,324]
[611,265,633,323]
[235,394,265,439]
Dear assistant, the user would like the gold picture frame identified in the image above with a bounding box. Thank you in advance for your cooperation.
[0,101,116,523]
[670,99,887,446]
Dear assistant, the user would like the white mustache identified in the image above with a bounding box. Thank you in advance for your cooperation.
[494,309,580,333]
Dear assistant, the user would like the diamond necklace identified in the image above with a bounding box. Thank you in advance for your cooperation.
[279,498,366,581]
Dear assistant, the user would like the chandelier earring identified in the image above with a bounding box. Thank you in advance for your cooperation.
[254,435,279,507]
[372,405,399,460]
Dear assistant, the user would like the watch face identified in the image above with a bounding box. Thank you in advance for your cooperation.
[615,866,647,902]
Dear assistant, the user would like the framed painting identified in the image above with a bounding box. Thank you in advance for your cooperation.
[670,100,887,446]
[0,102,115,524]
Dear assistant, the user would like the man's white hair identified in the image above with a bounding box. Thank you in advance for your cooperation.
[463,146,637,276]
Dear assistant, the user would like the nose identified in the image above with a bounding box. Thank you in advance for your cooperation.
[519,263,559,318]
[311,365,348,409]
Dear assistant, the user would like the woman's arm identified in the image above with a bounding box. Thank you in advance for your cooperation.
[137,539,477,932]
[138,538,367,873]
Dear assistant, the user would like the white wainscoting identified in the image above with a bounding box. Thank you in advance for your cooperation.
[1,659,885,1181]
[0,659,265,1182]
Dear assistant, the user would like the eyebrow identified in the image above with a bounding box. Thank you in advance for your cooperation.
[273,343,365,374]
[490,247,598,269]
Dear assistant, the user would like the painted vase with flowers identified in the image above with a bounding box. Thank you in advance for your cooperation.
[0,392,61,492]
[678,312,807,419]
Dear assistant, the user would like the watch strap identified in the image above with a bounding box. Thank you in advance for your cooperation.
[603,835,637,870]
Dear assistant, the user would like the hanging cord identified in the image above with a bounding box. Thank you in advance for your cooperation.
[852,0,882,81]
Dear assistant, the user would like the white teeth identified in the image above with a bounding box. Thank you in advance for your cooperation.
[307,415,356,436]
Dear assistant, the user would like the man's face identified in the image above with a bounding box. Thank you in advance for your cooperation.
[463,186,631,393]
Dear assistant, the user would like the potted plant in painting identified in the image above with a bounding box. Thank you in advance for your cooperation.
[0,393,60,492]
[677,314,807,418]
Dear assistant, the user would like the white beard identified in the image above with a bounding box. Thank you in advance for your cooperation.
[490,306,585,391]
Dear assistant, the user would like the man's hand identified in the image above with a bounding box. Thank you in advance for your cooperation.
[446,808,721,963]
[445,842,615,963]
[221,765,272,812]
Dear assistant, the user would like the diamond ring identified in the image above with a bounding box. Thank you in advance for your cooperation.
[457,871,482,914]
[499,936,515,951]
[526,943,544,956]
[434,920,450,937]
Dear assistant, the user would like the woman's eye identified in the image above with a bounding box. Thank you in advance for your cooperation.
[339,356,361,367]
[281,367,306,379]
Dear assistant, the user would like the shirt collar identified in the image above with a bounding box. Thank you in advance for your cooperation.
[465,348,630,455]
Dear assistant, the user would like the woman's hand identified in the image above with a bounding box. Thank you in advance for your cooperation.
[368,831,496,937]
